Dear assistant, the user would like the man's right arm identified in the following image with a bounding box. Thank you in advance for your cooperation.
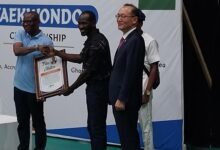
[54,49,82,63]
[13,42,38,56]
[13,30,38,56]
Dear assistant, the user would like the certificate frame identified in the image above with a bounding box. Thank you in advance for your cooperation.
[34,50,68,101]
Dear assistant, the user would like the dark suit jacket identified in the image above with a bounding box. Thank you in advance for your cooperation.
[109,29,145,109]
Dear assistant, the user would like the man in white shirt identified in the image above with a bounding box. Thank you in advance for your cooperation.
[137,9,160,150]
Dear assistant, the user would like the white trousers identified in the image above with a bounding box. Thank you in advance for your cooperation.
[139,98,154,150]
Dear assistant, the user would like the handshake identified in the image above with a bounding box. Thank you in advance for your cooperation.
[38,45,58,57]
[37,45,65,64]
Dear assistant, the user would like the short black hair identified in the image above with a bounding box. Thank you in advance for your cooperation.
[123,3,139,17]
[24,11,40,22]
[81,11,97,24]
[137,9,146,23]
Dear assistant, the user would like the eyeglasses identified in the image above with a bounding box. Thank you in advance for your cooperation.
[22,20,37,25]
[115,14,135,19]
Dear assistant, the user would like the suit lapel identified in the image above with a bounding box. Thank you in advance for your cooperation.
[113,30,137,65]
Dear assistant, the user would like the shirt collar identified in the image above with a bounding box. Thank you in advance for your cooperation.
[122,27,136,39]
[26,30,43,39]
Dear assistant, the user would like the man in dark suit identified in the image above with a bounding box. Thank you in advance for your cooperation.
[109,3,145,150]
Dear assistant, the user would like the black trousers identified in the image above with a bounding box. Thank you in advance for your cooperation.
[86,79,109,150]
[113,107,141,150]
[14,87,46,150]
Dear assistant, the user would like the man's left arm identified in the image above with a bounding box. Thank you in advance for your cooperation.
[143,40,160,103]
[142,62,158,103]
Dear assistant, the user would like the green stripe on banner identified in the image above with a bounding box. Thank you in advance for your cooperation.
[139,0,176,10]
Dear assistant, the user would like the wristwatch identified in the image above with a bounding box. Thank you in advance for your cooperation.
[34,45,39,50]
[145,90,151,96]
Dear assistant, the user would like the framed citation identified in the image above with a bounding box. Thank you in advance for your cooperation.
[34,50,68,101]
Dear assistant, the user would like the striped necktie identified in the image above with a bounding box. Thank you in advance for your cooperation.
[117,37,125,49]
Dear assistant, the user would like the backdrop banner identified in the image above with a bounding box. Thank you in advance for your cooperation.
[0,0,182,149]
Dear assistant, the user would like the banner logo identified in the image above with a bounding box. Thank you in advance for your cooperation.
[0,4,98,28]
